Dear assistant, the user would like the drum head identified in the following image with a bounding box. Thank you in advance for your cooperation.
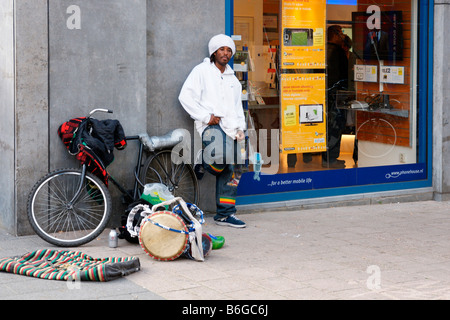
[139,211,188,261]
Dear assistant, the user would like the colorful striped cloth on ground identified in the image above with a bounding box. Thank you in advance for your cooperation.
[0,249,140,282]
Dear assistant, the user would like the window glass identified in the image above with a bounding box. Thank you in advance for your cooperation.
[234,0,419,175]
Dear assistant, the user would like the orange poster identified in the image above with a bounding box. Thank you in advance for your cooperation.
[281,0,327,69]
[280,0,327,154]
[280,73,327,154]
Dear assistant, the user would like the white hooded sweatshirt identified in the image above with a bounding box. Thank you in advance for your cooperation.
[179,58,246,139]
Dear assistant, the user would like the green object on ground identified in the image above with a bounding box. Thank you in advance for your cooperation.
[208,233,225,250]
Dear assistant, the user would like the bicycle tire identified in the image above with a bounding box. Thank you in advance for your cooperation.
[141,150,199,205]
[27,168,112,247]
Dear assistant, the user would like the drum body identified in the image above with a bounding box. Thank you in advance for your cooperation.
[139,211,188,261]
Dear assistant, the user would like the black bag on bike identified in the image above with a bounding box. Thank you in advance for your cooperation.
[58,117,127,185]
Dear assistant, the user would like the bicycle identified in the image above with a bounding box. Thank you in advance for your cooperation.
[27,109,199,247]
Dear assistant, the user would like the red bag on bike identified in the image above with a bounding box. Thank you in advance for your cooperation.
[58,117,127,186]
[57,117,86,154]
[57,117,108,185]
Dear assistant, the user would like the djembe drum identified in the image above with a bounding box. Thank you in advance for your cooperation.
[138,211,189,261]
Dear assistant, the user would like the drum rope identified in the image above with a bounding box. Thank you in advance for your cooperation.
[144,217,194,235]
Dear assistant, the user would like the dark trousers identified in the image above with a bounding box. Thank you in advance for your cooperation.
[201,125,242,218]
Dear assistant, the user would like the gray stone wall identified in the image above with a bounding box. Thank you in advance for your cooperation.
[0,0,225,235]
[48,0,147,227]
[146,0,226,212]
[14,0,50,235]
[433,0,450,200]
[0,0,15,232]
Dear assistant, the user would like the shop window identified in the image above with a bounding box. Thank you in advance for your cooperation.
[233,0,423,182]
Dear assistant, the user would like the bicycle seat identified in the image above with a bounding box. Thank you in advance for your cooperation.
[139,129,189,151]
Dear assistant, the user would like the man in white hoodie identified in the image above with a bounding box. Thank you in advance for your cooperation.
[179,34,246,228]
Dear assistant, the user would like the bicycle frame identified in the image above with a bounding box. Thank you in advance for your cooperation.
[111,135,184,202]
[66,133,148,208]
[69,132,186,209]
[60,109,195,207]
[65,107,157,205]
[68,164,88,206]
[108,135,146,204]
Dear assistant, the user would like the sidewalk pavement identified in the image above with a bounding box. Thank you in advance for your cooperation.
[1,200,450,300]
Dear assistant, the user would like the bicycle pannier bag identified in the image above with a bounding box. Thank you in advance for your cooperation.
[57,117,86,154]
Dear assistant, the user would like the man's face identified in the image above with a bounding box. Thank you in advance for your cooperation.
[214,46,233,67]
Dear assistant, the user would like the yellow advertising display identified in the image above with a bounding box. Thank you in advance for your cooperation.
[281,0,327,69]
[281,73,327,154]
[280,0,327,154]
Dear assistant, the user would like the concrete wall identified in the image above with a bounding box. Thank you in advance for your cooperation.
[48,0,147,227]
[147,0,225,134]
[14,0,50,235]
[146,0,226,212]
[433,0,450,200]
[8,0,147,234]
[0,0,225,235]
[0,0,15,232]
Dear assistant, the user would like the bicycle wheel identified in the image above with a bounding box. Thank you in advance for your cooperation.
[27,168,112,247]
[141,150,199,205]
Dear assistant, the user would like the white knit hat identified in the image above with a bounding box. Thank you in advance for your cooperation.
[208,34,236,57]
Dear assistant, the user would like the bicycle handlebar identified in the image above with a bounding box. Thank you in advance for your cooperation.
[88,108,113,117]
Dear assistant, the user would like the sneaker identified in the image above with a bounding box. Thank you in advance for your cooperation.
[214,214,246,228]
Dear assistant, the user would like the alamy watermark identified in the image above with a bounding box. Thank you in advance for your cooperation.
[170,126,281,177]
[66,266,82,290]
[366,265,381,290]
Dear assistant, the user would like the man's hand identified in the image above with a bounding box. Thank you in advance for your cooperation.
[235,130,245,141]
[208,114,221,125]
